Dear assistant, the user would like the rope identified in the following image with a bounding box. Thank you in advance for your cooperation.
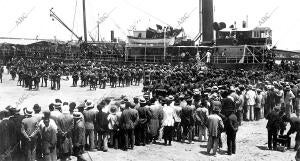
[71,0,78,40]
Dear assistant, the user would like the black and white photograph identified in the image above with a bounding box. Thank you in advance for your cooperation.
[0,0,300,160]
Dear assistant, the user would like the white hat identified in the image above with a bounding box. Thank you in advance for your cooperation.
[85,100,94,110]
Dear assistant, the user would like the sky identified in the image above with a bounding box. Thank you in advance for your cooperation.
[0,0,299,50]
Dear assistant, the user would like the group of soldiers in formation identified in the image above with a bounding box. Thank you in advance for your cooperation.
[2,58,300,161]
[4,58,144,90]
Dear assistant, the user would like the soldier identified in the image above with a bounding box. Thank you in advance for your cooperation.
[72,71,79,87]
[56,71,61,90]
[41,70,48,87]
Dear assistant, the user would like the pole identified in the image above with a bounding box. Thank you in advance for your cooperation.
[82,0,88,42]
[97,14,100,42]
[163,28,166,62]
[199,0,203,42]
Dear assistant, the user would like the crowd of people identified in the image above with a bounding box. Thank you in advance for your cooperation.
[1,58,300,161]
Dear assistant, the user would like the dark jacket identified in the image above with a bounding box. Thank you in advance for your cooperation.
[287,117,300,136]
[266,110,281,131]
[137,106,151,125]
[95,110,109,131]
[181,105,194,126]
[120,108,138,129]
[83,109,97,130]
[225,113,238,133]
[72,118,85,147]
[221,98,236,115]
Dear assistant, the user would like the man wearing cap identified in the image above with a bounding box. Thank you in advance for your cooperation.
[266,106,282,150]
[72,110,87,161]
[56,105,74,161]
[83,100,97,151]
[136,98,151,146]
[21,108,40,161]
[206,106,224,156]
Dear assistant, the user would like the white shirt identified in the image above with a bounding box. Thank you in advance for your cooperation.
[162,105,175,126]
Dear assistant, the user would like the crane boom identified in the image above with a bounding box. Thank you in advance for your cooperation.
[50,8,82,41]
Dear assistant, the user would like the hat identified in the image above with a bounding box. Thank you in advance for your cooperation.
[85,100,94,110]
[33,104,41,112]
[55,99,62,103]
[123,97,129,102]
[212,86,218,91]
[256,88,262,92]
[43,110,51,119]
[24,107,33,116]
[73,109,82,119]
[125,102,132,108]
[285,86,291,90]
[9,106,20,114]
[193,89,200,95]
[54,102,62,109]
[168,95,174,101]
[140,98,146,104]
[77,102,85,109]
[110,105,117,114]
[266,85,271,90]
[133,97,139,101]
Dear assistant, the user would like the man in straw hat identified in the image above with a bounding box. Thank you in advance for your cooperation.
[136,97,151,146]
[83,100,97,151]
[206,106,224,156]
[21,107,40,161]
[72,109,87,161]
[39,110,58,161]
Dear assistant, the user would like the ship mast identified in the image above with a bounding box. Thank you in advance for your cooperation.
[82,0,88,42]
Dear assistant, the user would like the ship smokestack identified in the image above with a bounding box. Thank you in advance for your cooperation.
[111,30,115,42]
[202,0,214,42]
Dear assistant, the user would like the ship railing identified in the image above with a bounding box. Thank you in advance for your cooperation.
[212,55,261,64]
[125,55,188,63]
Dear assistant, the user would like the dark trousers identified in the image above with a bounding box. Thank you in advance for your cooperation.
[226,132,236,155]
[136,125,147,145]
[268,129,278,150]
[182,124,193,143]
[236,110,243,126]
[174,122,182,141]
[124,129,135,150]
[163,126,174,145]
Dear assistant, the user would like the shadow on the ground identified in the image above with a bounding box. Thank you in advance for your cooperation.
[256,145,269,151]
[200,144,207,148]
